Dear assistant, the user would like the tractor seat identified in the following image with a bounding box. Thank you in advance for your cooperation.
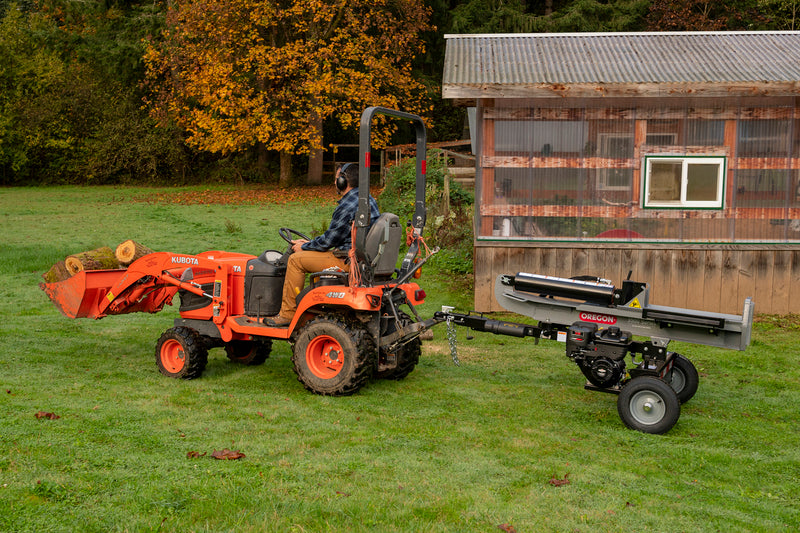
[364,212,402,280]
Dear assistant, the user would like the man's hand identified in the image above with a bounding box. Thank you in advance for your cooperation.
[291,239,309,253]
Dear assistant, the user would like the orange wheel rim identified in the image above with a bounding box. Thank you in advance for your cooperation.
[161,339,186,373]
[306,335,344,379]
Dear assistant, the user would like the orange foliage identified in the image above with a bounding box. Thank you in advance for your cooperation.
[143,0,433,156]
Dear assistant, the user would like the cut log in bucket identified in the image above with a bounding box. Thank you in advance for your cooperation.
[64,246,119,275]
[115,240,154,266]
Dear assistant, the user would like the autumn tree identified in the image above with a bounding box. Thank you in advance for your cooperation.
[144,0,432,184]
[646,0,771,30]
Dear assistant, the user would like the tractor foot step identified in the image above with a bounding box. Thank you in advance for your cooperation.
[233,317,273,328]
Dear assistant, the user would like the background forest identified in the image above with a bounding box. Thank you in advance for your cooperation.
[1,0,798,186]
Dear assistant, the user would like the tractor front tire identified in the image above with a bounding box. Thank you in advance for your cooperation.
[155,326,208,379]
[617,376,680,434]
[225,340,272,366]
[292,316,375,396]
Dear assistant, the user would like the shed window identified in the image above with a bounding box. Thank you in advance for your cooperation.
[644,156,725,208]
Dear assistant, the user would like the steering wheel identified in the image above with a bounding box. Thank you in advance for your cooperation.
[279,227,312,246]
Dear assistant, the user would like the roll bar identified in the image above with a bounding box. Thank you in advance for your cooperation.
[354,107,427,265]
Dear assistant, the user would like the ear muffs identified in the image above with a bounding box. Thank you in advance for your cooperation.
[336,163,354,192]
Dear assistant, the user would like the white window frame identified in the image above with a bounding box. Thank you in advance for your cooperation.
[643,156,726,209]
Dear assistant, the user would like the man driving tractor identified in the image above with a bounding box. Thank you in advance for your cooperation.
[264,162,381,327]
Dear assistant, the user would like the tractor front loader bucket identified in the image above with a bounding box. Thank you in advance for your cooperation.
[39,252,201,319]
[40,269,130,319]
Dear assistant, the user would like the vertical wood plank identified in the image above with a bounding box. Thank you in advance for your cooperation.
[479,101,495,237]
[572,246,589,278]
[632,120,647,204]
[670,249,690,308]
[683,249,706,311]
[651,249,673,306]
[629,249,655,302]
[554,247,573,278]
[539,246,556,277]
[752,250,774,314]
[720,249,741,313]
[587,248,607,282]
[474,246,494,312]
[789,250,800,314]
[620,248,635,283]
[604,249,623,286]
[702,250,723,313]
[770,250,790,315]
[507,246,527,278]
[724,119,738,208]
[492,247,511,312]
[737,251,757,313]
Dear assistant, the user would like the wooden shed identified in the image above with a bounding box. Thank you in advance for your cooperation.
[442,32,800,315]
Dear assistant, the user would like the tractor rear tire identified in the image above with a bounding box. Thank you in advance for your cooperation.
[376,338,421,380]
[375,313,420,380]
[225,340,271,366]
[665,353,699,404]
[292,316,375,396]
[617,376,680,434]
[155,326,208,379]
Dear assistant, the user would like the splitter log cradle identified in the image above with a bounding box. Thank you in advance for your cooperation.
[435,272,754,434]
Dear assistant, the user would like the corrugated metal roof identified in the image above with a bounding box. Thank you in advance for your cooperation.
[443,32,800,98]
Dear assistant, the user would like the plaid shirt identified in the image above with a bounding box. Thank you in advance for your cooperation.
[302,188,380,252]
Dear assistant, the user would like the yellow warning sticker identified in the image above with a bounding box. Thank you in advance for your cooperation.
[628,298,641,308]
[106,292,114,302]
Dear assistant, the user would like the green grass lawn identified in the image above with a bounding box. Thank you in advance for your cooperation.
[1,186,798,532]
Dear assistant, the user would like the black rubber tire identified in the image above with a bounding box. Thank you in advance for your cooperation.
[225,340,272,366]
[375,313,421,380]
[292,315,375,396]
[617,376,680,434]
[376,338,421,380]
[665,353,699,404]
[155,326,208,379]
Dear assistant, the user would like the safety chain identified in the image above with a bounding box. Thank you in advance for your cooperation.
[443,308,460,366]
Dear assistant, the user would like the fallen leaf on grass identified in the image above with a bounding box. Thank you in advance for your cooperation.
[211,449,246,460]
[336,491,350,497]
[549,473,570,487]
[497,524,517,532]
[35,411,60,420]
[186,451,206,459]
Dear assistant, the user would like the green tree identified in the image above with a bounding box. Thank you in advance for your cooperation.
[0,7,67,182]
[0,1,189,184]
[447,0,649,34]
[756,0,800,29]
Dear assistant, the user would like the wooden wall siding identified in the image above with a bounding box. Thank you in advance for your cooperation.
[482,155,800,170]
[480,205,800,220]
[474,244,800,315]
[482,103,799,121]
[476,99,800,241]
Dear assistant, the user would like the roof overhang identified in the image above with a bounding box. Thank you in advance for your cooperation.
[443,32,800,101]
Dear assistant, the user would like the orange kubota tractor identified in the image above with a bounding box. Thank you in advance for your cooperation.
[41,107,438,396]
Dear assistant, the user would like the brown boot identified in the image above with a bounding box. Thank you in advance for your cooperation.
[263,315,291,327]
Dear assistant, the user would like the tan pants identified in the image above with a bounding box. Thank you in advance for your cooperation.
[279,250,348,319]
